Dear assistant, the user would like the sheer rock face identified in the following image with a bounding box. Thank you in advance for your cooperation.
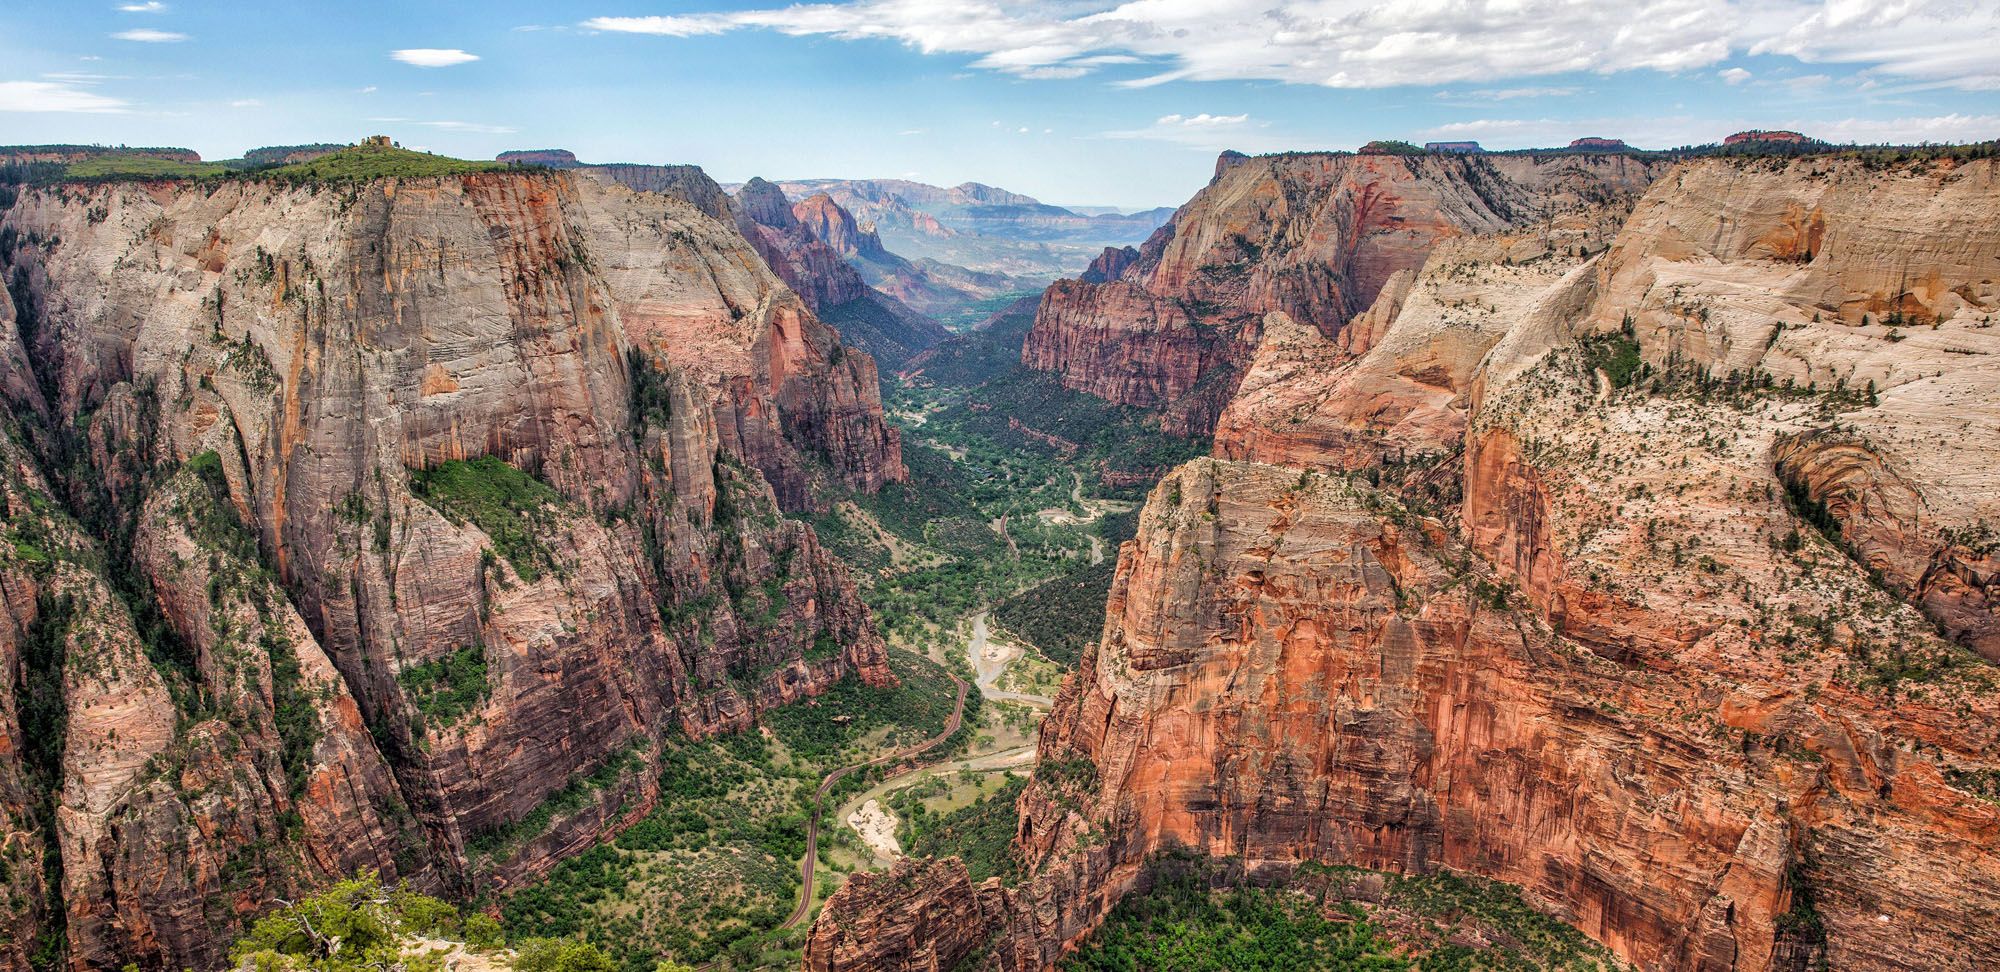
[0,169,894,969]
[576,163,734,222]
[809,157,2000,972]
[803,857,1007,972]
[1214,232,1593,470]
[1022,152,1665,435]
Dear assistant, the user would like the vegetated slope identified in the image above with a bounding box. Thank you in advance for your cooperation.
[990,509,1137,667]
[0,159,911,971]
[807,154,2000,972]
[900,297,1205,499]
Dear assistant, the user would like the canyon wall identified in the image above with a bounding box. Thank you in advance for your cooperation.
[1022,151,1664,435]
[810,155,2000,971]
[732,179,951,370]
[0,167,897,970]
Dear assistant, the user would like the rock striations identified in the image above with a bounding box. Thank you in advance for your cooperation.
[809,155,2000,971]
[0,166,899,971]
[1022,150,1667,436]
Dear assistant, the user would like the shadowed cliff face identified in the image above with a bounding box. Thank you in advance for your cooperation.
[809,156,2000,972]
[730,180,953,371]
[0,168,895,971]
[1022,152,1666,436]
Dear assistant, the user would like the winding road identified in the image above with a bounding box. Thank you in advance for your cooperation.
[775,672,970,931]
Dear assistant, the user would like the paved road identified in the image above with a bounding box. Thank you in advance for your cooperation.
[776,672,970,931]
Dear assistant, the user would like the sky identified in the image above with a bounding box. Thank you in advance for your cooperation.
[3,1,1998,210]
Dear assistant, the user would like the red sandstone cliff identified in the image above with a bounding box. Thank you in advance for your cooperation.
[809,155,2000,972]
[1022,151,1665,435]
[0,167,897,970]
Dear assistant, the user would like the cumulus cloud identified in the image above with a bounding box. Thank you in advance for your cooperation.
[113,28,186,42]
[0,80,129,113]
[1719,67,1753,84]
[579,1,2000,91]
[118,2,167,12]
[390,48,480,67]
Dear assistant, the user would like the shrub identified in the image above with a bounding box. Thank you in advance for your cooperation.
[409,456,564,582]
[230,873,462,972]
[512,938,617,972]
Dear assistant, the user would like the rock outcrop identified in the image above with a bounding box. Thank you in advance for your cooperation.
[803,857,1006,972]
[809,155,2000,972]
[1022,150,1666,435]
[0,166,897,970]
[577,163,734,221]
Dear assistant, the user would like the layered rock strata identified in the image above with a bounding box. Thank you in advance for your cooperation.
[1023,151,1664,435]
[810,155,2000,972]
[0,167,896,970]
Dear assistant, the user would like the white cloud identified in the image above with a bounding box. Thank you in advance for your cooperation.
[118,1,166,11]
[1719,67,1753,84]
[578,1,2000,91]
[0,80,129,113]
[1019,65,1087,79]
[1102,112,1301,152]
[1803,113,2000,143]
[358,85,378,93]
[1753,1,2000,90]
[113,28,187,42]
[1417,111,2000,148]
[1157,113,1250,127]
[229,98,262,108]
[582,15,730,37]
[898,128,924,135]
[390,48,479,68]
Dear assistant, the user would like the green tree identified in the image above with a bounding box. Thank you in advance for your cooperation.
[511,938,617,972]
[231,872,461,972]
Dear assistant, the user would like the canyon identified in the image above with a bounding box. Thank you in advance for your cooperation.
[2,136,1997,972]
[806,152,2000,971]
[0,159,903,972]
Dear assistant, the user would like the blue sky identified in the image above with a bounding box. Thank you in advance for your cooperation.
[3,1,1998,209]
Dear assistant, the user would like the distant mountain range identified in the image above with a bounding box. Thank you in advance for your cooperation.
[728,178,1175,279]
